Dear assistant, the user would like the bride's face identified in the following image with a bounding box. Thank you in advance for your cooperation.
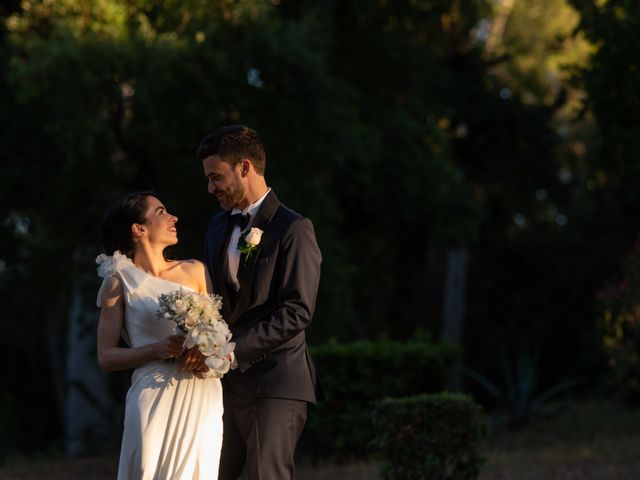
[138,196,178,246]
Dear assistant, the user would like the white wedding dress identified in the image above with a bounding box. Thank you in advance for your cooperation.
[96,252,223,480]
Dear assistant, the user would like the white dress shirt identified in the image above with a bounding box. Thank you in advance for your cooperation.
[226,188,271,291]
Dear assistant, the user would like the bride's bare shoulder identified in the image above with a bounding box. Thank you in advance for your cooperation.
[174,259,209,291]
[178,259,207,274]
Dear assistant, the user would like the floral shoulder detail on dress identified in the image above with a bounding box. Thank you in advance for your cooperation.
[96,250,135,278]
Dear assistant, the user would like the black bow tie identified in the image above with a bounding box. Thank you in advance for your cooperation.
[230,213,251,231]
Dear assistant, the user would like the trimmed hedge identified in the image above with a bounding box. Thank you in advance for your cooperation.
[372,393,487,480]
[598,240,640,402]
[302,334,459,459]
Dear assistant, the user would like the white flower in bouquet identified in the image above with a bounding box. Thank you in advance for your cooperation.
[184,309,200,330]
[205,356,232,377]
[184,323,231,356]
[173,299,188,315]
[157,288,236,378]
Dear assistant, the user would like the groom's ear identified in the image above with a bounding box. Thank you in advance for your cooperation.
[240,159,251,176]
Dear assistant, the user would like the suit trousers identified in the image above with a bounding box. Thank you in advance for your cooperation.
[218,388,307,480]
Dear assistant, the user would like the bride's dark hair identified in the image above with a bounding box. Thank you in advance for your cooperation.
[100,191,159,259]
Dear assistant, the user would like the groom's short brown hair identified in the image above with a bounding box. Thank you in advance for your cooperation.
[197,125,266,175]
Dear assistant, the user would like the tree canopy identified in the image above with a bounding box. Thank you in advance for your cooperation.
[0,0,635,455]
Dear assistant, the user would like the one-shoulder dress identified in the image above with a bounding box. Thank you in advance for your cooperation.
[96,252,223,480]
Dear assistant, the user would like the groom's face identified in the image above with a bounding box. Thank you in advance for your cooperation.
[203,154,245,210]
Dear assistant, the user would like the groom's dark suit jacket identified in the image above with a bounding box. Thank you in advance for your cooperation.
[204,190,322,404]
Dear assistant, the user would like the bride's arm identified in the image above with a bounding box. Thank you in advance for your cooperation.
[97,275,184,371]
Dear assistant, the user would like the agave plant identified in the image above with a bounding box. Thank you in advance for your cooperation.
[463,347,581,427]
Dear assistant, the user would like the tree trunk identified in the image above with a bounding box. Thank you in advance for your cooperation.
[43,306,67,434]
[440,247,468,390]
[64,256,120,457]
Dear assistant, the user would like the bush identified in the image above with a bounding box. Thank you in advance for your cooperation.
[372,393,487,480]
[302,333,459,459]
[598,238,640,402]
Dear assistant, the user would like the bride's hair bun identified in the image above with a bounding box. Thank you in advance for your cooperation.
[101,191,158,259]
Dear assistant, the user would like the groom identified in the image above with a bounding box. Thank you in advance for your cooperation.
[197,125,322,480]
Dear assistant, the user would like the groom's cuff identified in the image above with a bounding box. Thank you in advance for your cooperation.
[238,352,267,373]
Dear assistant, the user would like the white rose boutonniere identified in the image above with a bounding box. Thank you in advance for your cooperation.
[237,227,263,264]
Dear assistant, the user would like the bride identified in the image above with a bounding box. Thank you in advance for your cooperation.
[96,191,223,480]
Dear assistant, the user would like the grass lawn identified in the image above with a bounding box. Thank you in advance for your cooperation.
[480,398,640,479]
[0,399,638,479]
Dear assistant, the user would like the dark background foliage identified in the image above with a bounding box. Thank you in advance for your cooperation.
[0,0,638,457]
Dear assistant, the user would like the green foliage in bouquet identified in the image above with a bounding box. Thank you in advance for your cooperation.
[598,239,640,402]
[301,332,459,460]
[372,393,487,480]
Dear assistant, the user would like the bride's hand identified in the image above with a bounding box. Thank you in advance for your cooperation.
[152,335,185,360]
[178,346,208,376]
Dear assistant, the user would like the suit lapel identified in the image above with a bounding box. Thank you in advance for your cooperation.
[210,213,235,320]
[231,190,280,322]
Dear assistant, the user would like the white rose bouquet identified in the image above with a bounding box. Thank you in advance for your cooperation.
[157,289,236,378]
